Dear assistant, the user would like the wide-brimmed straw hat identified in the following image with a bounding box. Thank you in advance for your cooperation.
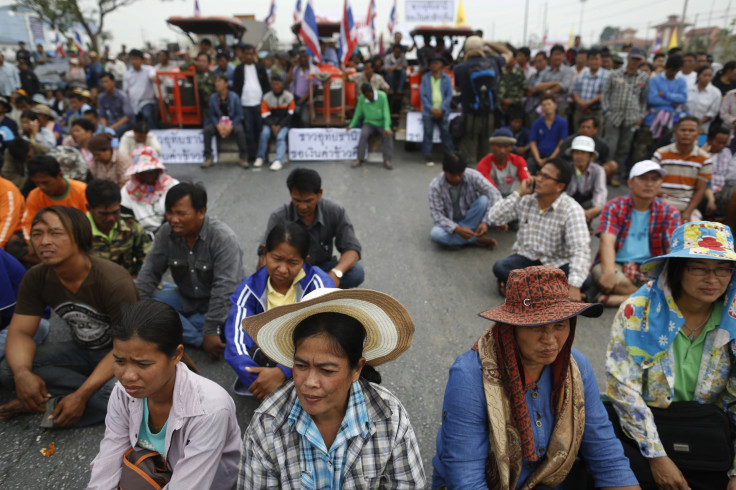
[480,266,602,326]
[641,221,736,276]
[241,289,415,368]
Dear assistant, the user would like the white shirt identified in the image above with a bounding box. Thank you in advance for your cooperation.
[123,65,156,113]
[241,64,263,107]
[678,71,697,91]
[685,83,722,133]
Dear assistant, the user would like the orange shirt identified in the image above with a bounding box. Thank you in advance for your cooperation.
[23,178,88,240]
[0,176,24,248]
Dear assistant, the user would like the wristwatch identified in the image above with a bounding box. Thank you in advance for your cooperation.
[331,268,343,279]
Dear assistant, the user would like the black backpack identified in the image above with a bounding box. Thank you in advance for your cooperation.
[466,58,497,114]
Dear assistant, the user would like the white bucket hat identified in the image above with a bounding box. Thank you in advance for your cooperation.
[566,135,598,158]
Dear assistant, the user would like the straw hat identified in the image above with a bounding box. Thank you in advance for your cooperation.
[241,289,415,368]
[479,266,602,327]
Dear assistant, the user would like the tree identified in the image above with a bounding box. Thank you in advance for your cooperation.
[599,26,620,44]
[13,0,140,52]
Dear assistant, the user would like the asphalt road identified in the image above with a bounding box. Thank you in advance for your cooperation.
[0,147,625,489]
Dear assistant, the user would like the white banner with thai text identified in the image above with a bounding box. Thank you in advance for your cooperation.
[405,111,460,143]
[405,1,454,23]
[288,129,362,161]
[150,129,216,164]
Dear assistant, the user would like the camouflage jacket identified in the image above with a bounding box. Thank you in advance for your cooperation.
[498,66,527,104]
[89,213,152,275]
[180,64,217,118]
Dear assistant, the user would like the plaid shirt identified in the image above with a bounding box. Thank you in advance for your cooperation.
[572,67,609,103]
[288,381,371,489]
[88,213,152,275]
[601,68,649,127]
[238,379,426,489]
[487,191,591,288]
[428,168,501,233]
[594,194,681,265]
[711,147,735,194]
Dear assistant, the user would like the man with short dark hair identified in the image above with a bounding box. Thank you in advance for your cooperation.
[285,49,320,128]
[532,44,574,115]
[345,58,389,93]
[233,44,270,164]
[429,152,501,248]
[695,52,710,70]
[571,48,608,129]
[85,179,150,275]
[528,94,568,173]
[516,47,535,77]
[349,83,393,169]
[644,54,687,127]
[0,205,138,427]
[97,72,135,137]
[384,43,408,95]
[524,51,547,126]
[256,76,295,171]
[17,59,39,97]
[559,116,618,181]
[0,53,20,97]
[679,52,697,90]
[135,182,244,360]
[497,52,527,127]
[202,73,248,169]
[213,52,234,88]
[1,137,47,190]
[260,168,364,289]
[180,52,217,123]
[702,125,733,221]
[122,49,157,129]
[488,157,590,301]
[420,55,453,167]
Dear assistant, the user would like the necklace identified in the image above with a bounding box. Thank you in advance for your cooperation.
[681,305,714,342]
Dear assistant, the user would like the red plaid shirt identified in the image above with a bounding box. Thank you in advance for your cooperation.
[594,194,681,266]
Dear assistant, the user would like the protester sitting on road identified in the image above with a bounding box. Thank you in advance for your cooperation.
[559,116,618,183]
[592,160,681,308]
[238,288,426,488]
[702,125,733,221]
[225,222,333,399]
[118,120,160,159]
[419,55,454,167]
[502,112,530,158]
[63,117,95,165]
[84,108,117,144]
[256,75,295,172]
[528,94,569,174]
[488,157,590,301]
[0,206,138,427]
[606,221,736,489]
[349,83,394,170]
[60,91,91,128]
[87,300,241,489]
[135,182,244,360]
[260,168,364,289]
[32,103,62,145]
[433,266,640,490]
[0,175,24,249]
[85,179,151,276]
[202,73,249,169]
[564,135,607,223]
[120,147,178,235]
[212,51,235,88]
[87,133,131,187]
[20,110,55,148]
[428,152,501,249]
[476,128,530,197]
[2,137,47,191]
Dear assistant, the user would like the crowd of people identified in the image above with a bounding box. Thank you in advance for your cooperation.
[1,32,736,490]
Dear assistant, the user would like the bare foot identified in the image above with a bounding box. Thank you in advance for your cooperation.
[476,236,498,249]
[351,160,363,168]
[0,399,32,419]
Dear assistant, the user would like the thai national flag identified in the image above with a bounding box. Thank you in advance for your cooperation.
[265,0,276,26]
[653,33,662,54]
[293,0,302,24]
[387,0,396,35]
[73,31,86,56]
[367,0,376,49]
[299,0,321,62]
[194,0,201,16]
[338,0,357,66]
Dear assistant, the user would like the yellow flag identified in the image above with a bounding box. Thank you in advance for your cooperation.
[668,28,678,50]
[569,26,574,48]
[456,0,466,26]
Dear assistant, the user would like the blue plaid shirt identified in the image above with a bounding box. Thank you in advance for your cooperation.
[573,67,609,103]
[288,381,371,490]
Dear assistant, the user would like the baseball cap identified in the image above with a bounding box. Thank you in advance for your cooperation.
[628,47,646,59]
[629,160,666,179]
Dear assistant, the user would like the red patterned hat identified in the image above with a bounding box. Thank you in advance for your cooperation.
[480,266,602,326]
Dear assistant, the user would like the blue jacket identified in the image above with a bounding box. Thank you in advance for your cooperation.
[223,263,333,393]
[206,90,244,127]
[644,73,688,125]
[0,249,25,329]
[420,71,453,118]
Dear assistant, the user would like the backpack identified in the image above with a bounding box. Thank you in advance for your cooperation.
[118,447,172,489]
[467,58,497,114]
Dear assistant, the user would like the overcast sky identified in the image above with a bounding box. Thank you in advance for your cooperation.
[56,0,736,50]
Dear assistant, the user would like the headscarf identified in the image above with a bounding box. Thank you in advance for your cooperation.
[124,146,176,205]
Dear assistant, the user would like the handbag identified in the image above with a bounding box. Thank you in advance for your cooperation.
[118,447,172,490]
[649,401,735,472]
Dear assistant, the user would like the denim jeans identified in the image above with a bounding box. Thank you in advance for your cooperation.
[136,102,157,129]
[151,283,206,347]
[0,339,116,427]
[294,100,310,128]
[204,123,248,160]
[357,123,393,162]
[0,319,50,363]
[112,122,133,138]
[387,69,406,92]
[430,195,489,246]
[257,126,289,161]
[422,114,454,159]
[492,254,592,290]
[317,260,365,289]
[243,105,262,161]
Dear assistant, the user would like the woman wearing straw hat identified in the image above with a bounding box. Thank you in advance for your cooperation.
[606,221,736,490]
[238,289,426,489]
[433,265,640,490]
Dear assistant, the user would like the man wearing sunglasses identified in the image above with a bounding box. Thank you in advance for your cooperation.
[487,157,591,301]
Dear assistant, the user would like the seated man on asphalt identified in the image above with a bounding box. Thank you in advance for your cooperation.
[135,182,244,360]
[528,94,568,174]
[85,179,151,276]
[558,116,618,183]
[488,157,590,301]
[428,152,501,249]
[564,135,607,223]
[476,128,530,197]
[703,125,733,223]
[202,73,248,169]
[349,83,394,170]
[256,75,295,172]
[259,167,364,289]
[592,160,681,307]
[0,205,138,427]
[501,112,530,158]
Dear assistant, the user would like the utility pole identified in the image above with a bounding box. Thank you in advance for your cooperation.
[579,0,586,42]
[542,0,548,49]
[679,0,689,45]
[523,0,530,46]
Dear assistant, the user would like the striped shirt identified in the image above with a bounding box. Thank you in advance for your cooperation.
[653,143,713,203]
[0,176,23,248]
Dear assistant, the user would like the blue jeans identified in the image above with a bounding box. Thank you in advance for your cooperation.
[257,126,289,161]
[0,319,50,363]
[430,195,489,246]
[492,254,592,290]
[294,100,310,127]
[318,260,365,289]
[136,102,157,129]
[152,283,206,347]
[388,69,406,92]
[422,114,453,158]
[112,122,133,138]
[0,339,116,427]
[243,105,262,161]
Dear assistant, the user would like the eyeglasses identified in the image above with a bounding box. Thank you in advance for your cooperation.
[535,170,563,183]
[686,265,735,277]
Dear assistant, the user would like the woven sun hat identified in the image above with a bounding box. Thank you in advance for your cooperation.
[488,127,517,145]
[479,266,602,327]
[565,135,598,158]
[641,221,736,276]
[241,288,415,368]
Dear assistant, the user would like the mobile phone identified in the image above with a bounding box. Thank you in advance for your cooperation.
[529,180,535,192]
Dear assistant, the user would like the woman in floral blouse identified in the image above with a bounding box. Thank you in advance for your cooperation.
[606,221,736,490]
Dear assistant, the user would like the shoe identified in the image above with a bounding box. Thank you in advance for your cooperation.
[269,160,283,171]
[200,156,214,168]
[253,158,264,168]
[610,175,621,187]
[351,160,363,168]
[383,160,394,170]
[425,160,435,167]
[238,159,250,169]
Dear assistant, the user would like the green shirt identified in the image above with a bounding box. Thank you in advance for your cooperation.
[431,75,443,109]
[349,90,391,130]
[137,398,168,456]
[672,302,722,402]
[87,212,152,275]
